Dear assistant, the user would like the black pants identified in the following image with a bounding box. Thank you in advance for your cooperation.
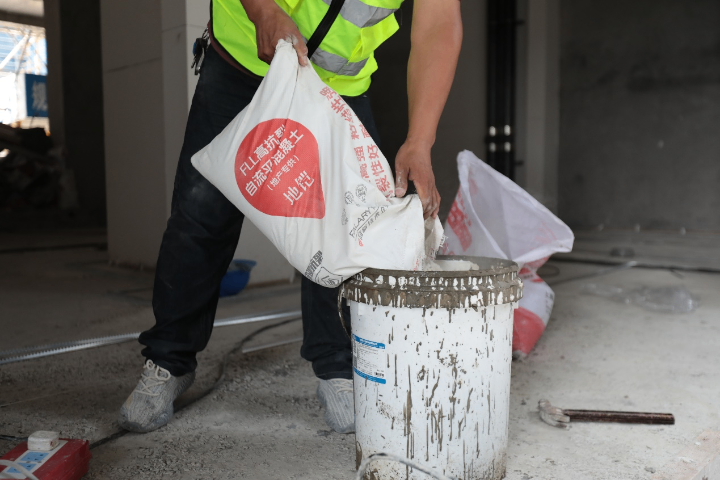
[138,45,380,380]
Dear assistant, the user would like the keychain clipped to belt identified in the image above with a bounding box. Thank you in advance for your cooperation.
[191,28,210,75]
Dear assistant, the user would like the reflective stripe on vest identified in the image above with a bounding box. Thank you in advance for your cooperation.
[312,48,369,76]
[320,0,397,28]
[302,35,369,76]
[211,0,402,97]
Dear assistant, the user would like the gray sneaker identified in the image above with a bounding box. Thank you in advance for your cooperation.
[317,378,355,433]
[118,360,195,433]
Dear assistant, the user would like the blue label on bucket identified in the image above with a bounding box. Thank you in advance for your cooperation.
[354,367,387,384]
[352,335,386,384]
[352,335,385,349]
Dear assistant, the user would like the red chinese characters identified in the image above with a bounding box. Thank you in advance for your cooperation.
[235,118,324,218]
[340,109,354,122]
[319,86,334,100]
[317,85,393,197]
[370,160,384,177]
[330,97,345,113]
[354,146,365,163]
[375,176,391,194]
[319,86,354,123]
[367,144,379,159]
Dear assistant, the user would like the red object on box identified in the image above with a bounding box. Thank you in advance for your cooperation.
[0,439,90,480]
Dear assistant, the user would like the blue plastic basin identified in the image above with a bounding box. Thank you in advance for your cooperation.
[219,259,257,297]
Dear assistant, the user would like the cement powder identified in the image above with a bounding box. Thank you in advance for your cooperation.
[422,258,481,271]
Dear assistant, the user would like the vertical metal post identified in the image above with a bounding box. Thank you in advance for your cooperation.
[485,0,517,180]
[503,0,516,179]
[486,0,498,171]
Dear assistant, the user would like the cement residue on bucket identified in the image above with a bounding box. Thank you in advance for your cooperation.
[344,255,522,309]
[345,255,523,480]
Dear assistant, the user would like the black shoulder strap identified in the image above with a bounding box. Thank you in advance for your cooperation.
[306,0,346,59]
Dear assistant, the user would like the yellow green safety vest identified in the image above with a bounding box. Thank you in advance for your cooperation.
[211,0,403,96]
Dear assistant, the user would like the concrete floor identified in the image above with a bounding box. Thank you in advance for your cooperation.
[1,230,719,479]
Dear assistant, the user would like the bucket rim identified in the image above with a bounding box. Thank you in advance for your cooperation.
[344,255,523,308]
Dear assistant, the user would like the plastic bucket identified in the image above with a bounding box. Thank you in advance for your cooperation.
[344,255,523,479]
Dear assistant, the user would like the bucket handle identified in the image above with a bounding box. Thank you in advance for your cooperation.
[336,283,351,339]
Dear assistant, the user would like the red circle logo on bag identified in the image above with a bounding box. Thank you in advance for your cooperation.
[235,119,325,219]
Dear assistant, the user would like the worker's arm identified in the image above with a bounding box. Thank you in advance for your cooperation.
[240,0,309,65]
[394,0,463,219]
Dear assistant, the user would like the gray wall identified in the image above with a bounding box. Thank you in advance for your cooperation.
[516,0,560,212]
[44,0,106,224]
[371,0,486,221]
[559,0,720,231]
[101,1,295,283]
[101,0,166,264]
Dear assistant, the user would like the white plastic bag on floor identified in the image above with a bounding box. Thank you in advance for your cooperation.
[192,41,442,287]
[441,151,573,357]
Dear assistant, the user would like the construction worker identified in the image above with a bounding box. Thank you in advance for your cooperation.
[118,0,462,434]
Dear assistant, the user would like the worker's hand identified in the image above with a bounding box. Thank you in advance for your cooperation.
[247,1,308,66]
[394,140,440,219]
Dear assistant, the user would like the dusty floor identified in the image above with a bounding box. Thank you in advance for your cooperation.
[1,229,719,479]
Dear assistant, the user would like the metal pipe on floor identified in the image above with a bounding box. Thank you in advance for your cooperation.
[0,308,302,365]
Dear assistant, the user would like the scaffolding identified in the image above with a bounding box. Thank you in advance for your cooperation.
[0,20,47,125]
[0,20,47,75]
